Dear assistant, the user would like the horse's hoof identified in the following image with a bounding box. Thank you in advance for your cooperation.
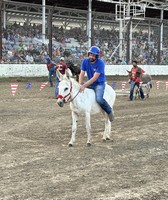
[68,143,73,147]
[106,137,110,140]
[87,143,91,147]
[103,139,106,142]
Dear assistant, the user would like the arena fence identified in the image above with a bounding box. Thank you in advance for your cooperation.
[0,64,168,77]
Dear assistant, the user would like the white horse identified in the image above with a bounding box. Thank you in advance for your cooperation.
[57,69,116,147]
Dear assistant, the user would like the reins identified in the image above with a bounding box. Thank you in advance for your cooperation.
[67,89,80,102]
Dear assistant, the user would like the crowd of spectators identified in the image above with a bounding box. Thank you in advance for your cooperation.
[1,22,168,65]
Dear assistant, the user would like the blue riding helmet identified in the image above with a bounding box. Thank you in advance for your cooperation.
[45,56,51,62]
[88,46,100,58]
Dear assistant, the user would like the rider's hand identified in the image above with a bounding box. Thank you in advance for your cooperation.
[80,84,86,92]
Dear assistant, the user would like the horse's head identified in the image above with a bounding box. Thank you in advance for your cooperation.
[127,70,131,78]
[126,70,132,83]
[56,69,73,107]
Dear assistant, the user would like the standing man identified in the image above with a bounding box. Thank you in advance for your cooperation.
[78,46,114,122]
[128,60,145,101]
[55,57,68,97]
[45,56,56,87]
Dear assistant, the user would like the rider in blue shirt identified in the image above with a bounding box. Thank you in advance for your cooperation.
[81,58,105,86]
[79,46,114,122]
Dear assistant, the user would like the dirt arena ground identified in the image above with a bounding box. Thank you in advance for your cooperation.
[0,76,168,200]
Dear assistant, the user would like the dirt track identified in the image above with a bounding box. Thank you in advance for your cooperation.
[0,76,168,200]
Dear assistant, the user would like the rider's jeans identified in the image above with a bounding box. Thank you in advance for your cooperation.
[88,84,112,114]
[129,81,145,100]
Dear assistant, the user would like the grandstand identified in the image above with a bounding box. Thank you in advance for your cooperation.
[1,0,168,64]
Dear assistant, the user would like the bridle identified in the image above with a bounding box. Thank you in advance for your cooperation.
[57,81,80,103]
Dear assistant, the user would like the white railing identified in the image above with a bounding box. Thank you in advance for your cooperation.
[0,64,168,77]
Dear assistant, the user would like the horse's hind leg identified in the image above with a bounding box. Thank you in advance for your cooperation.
[146,84,150,98]
[69,111,78,147]
[85,112,91,146]
[146,88,149,98]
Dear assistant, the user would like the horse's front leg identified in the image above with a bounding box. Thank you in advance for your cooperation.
[103,114,112,141]
[85,112,91,146]
[69,111,78,147]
